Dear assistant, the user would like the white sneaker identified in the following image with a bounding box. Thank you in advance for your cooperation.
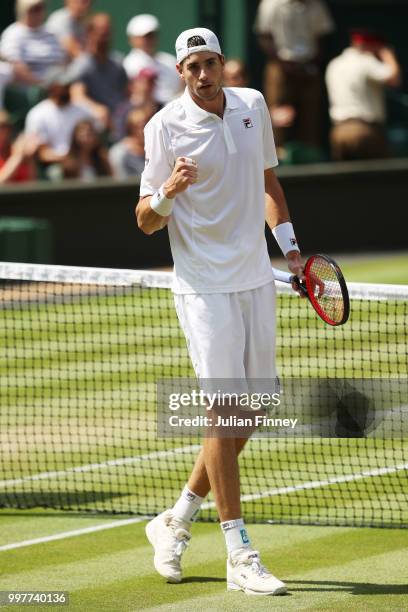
[145,510,191,583]
[227,548,287,596]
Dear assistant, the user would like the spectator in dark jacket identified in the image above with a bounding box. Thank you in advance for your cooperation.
[109,108,151,179]
[112,67,161,141]
[69,13,128,130]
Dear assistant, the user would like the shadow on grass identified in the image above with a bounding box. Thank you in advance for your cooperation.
[0,510,150,519]
[178,577,225,584]
[0,490,131,511]
[180,576,292,595]
[287,580,408,595]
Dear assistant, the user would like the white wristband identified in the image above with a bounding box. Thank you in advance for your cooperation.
[150,185,174,217]
[272,222,299,256]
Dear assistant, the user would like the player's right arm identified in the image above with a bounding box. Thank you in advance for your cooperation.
[136,112,198,235]
[136,157,197,235]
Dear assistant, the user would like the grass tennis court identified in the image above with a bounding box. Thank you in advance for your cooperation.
[338,252,408,285]
[272,251,408,285]
[1,513,408,611]
[0,254,407,610]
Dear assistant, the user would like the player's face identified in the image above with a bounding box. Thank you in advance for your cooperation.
[178,52,225,102]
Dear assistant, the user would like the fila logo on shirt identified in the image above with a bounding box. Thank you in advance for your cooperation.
[242,117,253,129]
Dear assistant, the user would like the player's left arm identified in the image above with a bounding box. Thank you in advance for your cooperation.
[260,89,303,280]
[264,167,304,280]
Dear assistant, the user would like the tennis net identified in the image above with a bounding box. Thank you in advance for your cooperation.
[0,262,407,527]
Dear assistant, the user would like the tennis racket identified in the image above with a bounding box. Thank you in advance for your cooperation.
[273,254,350,326]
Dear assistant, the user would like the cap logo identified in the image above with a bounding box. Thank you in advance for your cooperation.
[187,35,206,48]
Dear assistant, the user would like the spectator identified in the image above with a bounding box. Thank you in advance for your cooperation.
[109,108,150,179]
[62,119,111,180]
[0,62,14,109]
[0,0,66,85]
[69,13,128,129]
[123,14,181,105]
[25,69,92,165]
[326,30,401,161]
[0,110,39,182]
[46,0,93,59]
[223,59,249,88]
[112,67,161,141]
[254,0,334,148]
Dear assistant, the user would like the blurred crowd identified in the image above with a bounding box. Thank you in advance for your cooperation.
[0,0,404,184]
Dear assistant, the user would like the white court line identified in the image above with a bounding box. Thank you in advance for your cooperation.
[0,445,201,488]
[0,517,148,552]
[201,462,408,510]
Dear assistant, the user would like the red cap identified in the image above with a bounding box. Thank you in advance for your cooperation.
[135,67,158,81]
[351,29,385,46]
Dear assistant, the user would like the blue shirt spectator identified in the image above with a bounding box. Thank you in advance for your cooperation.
[69,13,128,130]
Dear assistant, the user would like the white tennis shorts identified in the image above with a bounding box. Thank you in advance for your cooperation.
[174,282,277,390]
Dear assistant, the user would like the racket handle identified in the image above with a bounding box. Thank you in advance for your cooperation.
[292,275,308,297]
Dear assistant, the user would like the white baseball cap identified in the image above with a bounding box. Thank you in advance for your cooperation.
[175,28,222,64]
[127,14,159,37]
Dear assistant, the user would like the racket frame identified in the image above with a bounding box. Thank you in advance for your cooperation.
[278,254,350,326]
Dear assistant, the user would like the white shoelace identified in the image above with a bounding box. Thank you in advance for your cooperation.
[247,551,269,577]
[174,531,190,558]
[164,514,191,561]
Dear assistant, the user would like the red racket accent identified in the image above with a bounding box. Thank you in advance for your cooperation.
[304,255,350,326]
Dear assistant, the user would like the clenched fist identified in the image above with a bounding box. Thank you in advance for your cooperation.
[163,157,198,199]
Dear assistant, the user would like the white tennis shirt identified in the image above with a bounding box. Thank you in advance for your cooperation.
[140,87,278,294]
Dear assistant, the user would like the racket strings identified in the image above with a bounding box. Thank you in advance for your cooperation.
[308,258,344,324]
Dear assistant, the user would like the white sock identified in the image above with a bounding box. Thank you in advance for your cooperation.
[220,518,251,553]
[172,485,204,524]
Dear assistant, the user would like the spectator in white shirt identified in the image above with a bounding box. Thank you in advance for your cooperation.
[123,14,182,105]
[254,0,334,148]
[0,0,66,85]
[25,68,91,165]
[326,30,401,160]
[46,0,92,59]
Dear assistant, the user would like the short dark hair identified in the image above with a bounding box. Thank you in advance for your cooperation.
[187,35,206,48]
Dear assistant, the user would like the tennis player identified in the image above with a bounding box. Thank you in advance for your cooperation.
[136,28,303,596]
